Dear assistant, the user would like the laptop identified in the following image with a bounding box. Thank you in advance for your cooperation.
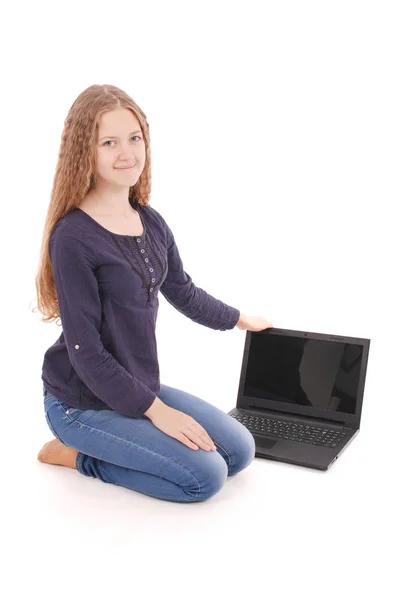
[227,327,370,471]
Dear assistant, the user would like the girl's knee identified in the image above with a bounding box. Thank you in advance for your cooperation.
[188,455,228,501]
[229,429,256,475]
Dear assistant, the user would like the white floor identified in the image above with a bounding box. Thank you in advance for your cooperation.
[5,380,398,600]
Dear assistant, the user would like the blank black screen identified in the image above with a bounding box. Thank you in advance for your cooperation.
[243,334,363,415]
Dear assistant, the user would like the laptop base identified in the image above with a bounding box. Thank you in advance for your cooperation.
[228,409,359,470]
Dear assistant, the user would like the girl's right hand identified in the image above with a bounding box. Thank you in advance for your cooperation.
[148,402,217,452]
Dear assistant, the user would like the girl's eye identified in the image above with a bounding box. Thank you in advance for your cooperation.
[103,135,142,147]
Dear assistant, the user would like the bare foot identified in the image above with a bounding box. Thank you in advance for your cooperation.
[37,439,78,469]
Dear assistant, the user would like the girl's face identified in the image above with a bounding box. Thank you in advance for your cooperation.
[94,107,146,188]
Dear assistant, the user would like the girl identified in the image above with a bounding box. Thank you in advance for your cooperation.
[34,84,272,502]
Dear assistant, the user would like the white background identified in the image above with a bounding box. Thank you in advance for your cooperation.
[1,1,400,598]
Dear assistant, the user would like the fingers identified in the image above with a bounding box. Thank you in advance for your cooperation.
[178,432,199,450]
[189,430,216,452]
[188,422,214,446]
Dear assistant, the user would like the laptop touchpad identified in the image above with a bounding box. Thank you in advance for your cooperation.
[253,435,279,450]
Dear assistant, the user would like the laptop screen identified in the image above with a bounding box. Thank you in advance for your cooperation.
[243,332,364,416]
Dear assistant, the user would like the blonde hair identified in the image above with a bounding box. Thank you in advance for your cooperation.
[31,84,152,325]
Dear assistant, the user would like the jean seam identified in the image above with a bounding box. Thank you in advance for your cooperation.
[213,440,232,469]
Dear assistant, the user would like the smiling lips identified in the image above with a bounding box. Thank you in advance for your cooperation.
[115,164,136,170]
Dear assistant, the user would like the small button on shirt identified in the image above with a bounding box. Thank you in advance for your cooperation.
[41,201,240,418]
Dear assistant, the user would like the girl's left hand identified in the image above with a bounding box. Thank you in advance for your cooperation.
[236,314,274,332]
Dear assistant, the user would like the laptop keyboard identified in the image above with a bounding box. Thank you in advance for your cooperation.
[231,413,348,448]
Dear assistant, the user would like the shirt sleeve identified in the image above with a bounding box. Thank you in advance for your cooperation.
[49,232,157,418]
[159,222,240,331]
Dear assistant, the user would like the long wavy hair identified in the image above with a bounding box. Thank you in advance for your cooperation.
[31,84,152,326]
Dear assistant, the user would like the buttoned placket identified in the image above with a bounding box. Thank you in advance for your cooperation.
[136,236,156,293]
[72,344,80,410]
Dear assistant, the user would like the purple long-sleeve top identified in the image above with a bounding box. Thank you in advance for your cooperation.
[41,201,240,418]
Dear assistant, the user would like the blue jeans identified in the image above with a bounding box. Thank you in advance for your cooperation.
[43,383,255,503]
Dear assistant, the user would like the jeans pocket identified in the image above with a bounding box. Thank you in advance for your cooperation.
[58,401,84,423]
